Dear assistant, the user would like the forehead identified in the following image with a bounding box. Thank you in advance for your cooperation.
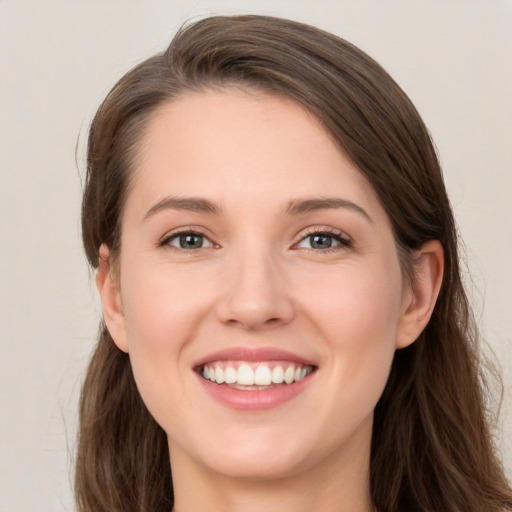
[125,89,385,221]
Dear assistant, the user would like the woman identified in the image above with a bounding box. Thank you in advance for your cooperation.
[76,15,512,512]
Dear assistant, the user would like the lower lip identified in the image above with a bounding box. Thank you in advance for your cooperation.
[197,373,314,411]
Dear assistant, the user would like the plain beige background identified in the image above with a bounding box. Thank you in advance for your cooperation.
[0,1,510,510]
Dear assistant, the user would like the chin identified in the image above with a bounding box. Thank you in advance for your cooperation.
[168,419,352,483]
[201,448,311,481]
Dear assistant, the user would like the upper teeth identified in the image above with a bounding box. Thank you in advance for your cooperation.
[202,362,312,386]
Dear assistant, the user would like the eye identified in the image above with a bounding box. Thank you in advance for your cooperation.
[295,230,352,251]
[161,231,214,250]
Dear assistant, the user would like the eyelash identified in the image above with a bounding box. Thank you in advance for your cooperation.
[293,228,353,253]
[159,227,353,253]
[159,228,215,252]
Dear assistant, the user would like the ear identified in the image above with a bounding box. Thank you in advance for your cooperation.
[96,244,129,353]
[396,240,444,349]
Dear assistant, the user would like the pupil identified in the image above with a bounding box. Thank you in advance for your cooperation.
[311,234,332,249]
[180,234,202,248]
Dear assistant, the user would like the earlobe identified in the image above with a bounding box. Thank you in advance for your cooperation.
[96,244,129,353]
[396,240,444,349]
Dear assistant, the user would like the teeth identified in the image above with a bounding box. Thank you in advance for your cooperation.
[224,366,237,384]
[215,366,225,384]
[284,366,295,384]
[271,365,284,384]
[237,364,255,385]
[202,362,313,387]
[254,365,272,385]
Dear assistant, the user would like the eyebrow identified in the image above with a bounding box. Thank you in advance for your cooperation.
[143,195,373,224]
[143,196,221,220]
[286,197,373,224]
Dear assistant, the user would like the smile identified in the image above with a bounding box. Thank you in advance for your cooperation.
[194,348,317,410]
[201,361,314,389]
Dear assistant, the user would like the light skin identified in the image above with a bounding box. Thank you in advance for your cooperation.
[97,89,444,512]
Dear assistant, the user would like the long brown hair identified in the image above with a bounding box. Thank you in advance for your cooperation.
[77,15,512,511]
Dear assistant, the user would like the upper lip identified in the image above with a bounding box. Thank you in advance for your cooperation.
[193,347,317,369]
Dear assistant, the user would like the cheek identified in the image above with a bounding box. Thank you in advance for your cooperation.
[303,261,403,403]
[305,259,403,342]
[121,262,208,345]
[118,267,206,411]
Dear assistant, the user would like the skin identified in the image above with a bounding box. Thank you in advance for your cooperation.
[97,89,443,512]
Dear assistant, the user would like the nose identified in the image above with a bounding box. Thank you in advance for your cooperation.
[215,248,295,331]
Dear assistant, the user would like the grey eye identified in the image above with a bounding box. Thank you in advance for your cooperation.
[167,232,211,249]
[309,234,333,249]
[297,233,340,250]
[180,233,204,249]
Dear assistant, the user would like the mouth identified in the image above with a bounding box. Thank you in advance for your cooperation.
[198,360,315,390]
[193,348,317,409]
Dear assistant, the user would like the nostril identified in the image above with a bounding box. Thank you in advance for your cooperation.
[224,315,289,330]
[214,274,296,329]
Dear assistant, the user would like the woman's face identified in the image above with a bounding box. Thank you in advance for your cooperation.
[104,89,415,481]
